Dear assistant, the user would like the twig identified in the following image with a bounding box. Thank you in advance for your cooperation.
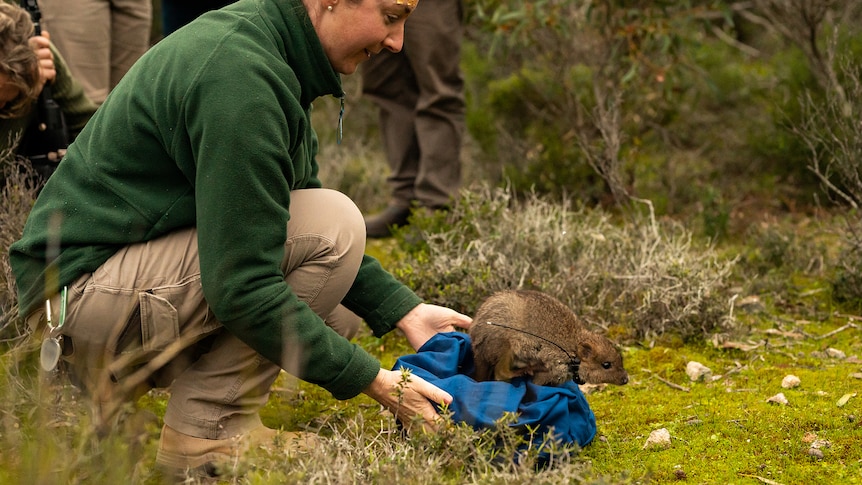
[641,368,690,392]
[727,419,747,429]
[739,473,785,485]
[774,350,798,362]
[814,323,858,340]
[710,25,761,57]
[725,364,747,376]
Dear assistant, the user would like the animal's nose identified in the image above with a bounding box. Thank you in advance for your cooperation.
[620,373,629,385]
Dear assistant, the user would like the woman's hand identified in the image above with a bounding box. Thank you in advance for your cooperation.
[363,367,452,433]
[28,32,56,91]
[395,303,471,351]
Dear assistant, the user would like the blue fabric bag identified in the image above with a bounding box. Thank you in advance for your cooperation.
[392,332,597,459]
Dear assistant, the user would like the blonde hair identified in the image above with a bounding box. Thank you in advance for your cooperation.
[0,2,39,119]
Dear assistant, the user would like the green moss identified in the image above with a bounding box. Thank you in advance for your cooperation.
[581,315,862,483]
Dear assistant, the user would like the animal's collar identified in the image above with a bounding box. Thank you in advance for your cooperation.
[482,320,583,384]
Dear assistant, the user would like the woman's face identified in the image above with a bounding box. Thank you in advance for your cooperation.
[314,0,416,74]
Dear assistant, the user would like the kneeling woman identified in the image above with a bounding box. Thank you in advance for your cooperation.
[10,0,470,476]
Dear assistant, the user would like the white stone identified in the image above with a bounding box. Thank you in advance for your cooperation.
[767,392,789,405]
[781,374,801,388]
[643,428,672,449]
[825,348,846,359]
[686,361,712,382]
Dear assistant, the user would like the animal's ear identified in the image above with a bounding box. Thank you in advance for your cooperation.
[578,341,593,358]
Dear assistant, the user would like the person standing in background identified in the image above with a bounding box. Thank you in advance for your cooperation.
[1,1,97,182]
[37,0,151,104]
[361,0,466,238]
[160,0,234,36]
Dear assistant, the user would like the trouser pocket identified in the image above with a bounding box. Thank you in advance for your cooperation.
[110,280,220,382]
[140,290,180,352]
[123,284,219,349]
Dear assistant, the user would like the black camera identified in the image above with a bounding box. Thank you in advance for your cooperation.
[17,0,69,181]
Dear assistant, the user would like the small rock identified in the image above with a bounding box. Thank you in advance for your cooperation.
[686,361,712,382]
[643,428,672,449]
[781,374,801,389]
[811,439,832,449]
[850,373,862,380]
[674,468,687,480]
[767,392,789,405]
[598,435,608,443]
[808,447,824,460]
[578,383,607,394]
[825,348,846,359]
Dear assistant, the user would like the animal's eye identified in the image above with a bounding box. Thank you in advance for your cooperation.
[602,362,612,369]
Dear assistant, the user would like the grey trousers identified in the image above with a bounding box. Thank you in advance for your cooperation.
[28,189,364,439]
[39,0,152,104]
[360,0,466,209]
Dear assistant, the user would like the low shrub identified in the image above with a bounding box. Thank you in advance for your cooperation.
[390,184,738,343]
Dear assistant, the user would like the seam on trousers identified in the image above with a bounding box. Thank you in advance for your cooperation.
[211,353,269,434]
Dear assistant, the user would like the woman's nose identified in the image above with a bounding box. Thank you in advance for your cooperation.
[383,28,405,53]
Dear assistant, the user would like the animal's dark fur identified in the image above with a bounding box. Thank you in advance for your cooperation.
[469,290,628,386]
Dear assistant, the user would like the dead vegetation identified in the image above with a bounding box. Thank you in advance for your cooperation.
[394,185,739,343]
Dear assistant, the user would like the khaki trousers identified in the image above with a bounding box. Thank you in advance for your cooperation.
[39,0,152,104]
[360,0,466,209]
[28,189,364,439]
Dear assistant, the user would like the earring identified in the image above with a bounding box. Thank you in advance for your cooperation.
[327,5,333,10]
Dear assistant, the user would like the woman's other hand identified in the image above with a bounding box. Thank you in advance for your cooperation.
[395,303,471,351]
[363,368,452,433]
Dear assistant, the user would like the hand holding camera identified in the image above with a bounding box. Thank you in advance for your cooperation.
[17,0,69,177]
[29,33,56,90]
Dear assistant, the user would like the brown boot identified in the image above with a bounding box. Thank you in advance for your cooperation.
[156,424,318,480]
[364,205,412,238]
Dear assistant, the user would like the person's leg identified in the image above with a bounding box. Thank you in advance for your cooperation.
[39,227,220,431]
[163,188,365,440]
[109,0,152,90]
[36,188,363,449]
[360,51,418,236]
[361,2,466,236]
[40,0,112,103]
[405,0,466,209]
[361,50,421,209]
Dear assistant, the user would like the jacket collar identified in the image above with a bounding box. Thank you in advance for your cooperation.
[258,0,344,107]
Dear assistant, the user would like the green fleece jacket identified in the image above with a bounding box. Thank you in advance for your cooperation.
[9,0,421,400]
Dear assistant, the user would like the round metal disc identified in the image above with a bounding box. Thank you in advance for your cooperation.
[40,338,62,372]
